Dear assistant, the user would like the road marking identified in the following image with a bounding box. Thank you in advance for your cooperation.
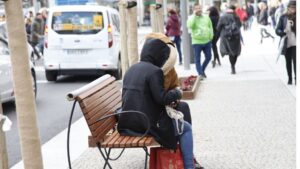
[37,80,48,84]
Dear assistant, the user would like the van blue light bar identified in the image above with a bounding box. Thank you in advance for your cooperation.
[55,0,96,5]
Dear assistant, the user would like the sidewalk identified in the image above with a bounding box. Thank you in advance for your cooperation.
[12,26,296,169]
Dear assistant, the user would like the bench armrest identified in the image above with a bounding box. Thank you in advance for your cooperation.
[95,111,151,140]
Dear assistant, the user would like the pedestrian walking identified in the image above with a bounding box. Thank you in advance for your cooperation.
[217,5,242,74]
[30,13,43,59]
[117,34,203,169]
[246,1,255,30]
[207,6,221,67]
[275,0,296,85]
[166,9,182,65]
[187,4,213,79]
[258,2,275,43]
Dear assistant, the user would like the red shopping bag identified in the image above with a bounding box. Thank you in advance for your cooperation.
[149,145,184,169]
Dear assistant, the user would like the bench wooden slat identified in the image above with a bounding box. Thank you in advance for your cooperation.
[144,137,154,146]
[81,82,119,110]
[138,137,148,147]
[82,91,121,120]
[106,132,121,147]
[131,137,142,147]
[81,86,120,115]
[77,77,116,101]
[101,131,119,147]
[89,103,121,131]
[88,99,121,125]
[114,135,127,148]
[119,136,131,147]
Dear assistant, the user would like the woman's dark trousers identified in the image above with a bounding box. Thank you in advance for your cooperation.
[212,37,220,67]
[260,27,274,43]
[229,55,238,74]
[172,36,182,64]
[285,46,296,84]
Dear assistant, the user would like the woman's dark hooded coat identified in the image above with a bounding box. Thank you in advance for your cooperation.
[117,38,181,150]
[217,10,242,57]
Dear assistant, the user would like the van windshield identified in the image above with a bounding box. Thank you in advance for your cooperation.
[51,11,104,34]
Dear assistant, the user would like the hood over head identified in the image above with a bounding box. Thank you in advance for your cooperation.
[140,38,170,68]
[141,33,177,74]
[140,33,175,68]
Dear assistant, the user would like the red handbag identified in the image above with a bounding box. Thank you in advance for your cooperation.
[149,145,184,169]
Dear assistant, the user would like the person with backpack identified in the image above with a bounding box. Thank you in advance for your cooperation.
[217,5,242,74]
[187,4,214,79]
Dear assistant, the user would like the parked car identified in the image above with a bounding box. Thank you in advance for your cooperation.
[44,5,122,81]
[0,37,37,103]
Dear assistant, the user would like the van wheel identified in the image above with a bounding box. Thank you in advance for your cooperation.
[111,59,122,80]
[45,70,57,82]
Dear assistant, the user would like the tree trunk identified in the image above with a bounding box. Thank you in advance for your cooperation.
[0,100,8,169]
[156,0,164,33]
[150,4,158,32]
[119,0,129,77]
[180,0,191,70]
[127,0,139,66]
[4,1,44,169]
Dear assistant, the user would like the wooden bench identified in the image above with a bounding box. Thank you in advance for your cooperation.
[66,75,158,169]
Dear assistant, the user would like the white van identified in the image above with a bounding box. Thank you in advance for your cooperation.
[44,5,121,81]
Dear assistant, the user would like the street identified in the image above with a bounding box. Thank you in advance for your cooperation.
[2,63,98,167]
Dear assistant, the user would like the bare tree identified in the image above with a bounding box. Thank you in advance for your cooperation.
[127,0,139,66]
[4,0,44,168]
[119,0,129,77]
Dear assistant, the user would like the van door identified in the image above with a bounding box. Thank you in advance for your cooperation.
[48,11,108,50]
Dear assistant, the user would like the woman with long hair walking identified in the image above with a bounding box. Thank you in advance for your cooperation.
[207,6,221,68]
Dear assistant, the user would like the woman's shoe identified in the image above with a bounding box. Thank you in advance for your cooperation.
[231,67,236,74]
[194,159,204,169]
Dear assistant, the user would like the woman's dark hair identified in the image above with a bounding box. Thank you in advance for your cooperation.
[207,6,219,17]
[229,5,236,10]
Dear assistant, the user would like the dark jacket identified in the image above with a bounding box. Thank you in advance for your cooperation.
[209,15,220,42]
[246,5,254,18]
[166,14,181,36]
[117,38,181,150]
[275,14,289,55]
[30,18,42,44]
[217,10,242,57]
[258,9,269,25]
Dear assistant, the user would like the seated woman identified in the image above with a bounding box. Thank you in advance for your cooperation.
[117,33,203,169]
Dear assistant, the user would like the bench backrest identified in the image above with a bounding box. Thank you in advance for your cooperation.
[75,76,122,144]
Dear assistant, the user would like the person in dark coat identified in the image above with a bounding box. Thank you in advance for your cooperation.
[217,5,242,74]
[166,9,182,65]
[275,0,296,85]
[117,35,201,169]
[207,6,221,68]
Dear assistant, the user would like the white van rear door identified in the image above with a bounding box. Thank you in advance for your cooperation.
[49,11,108,49]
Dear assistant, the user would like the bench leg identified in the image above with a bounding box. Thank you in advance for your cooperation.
[97,144,113,169]
[143,147,149,169]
